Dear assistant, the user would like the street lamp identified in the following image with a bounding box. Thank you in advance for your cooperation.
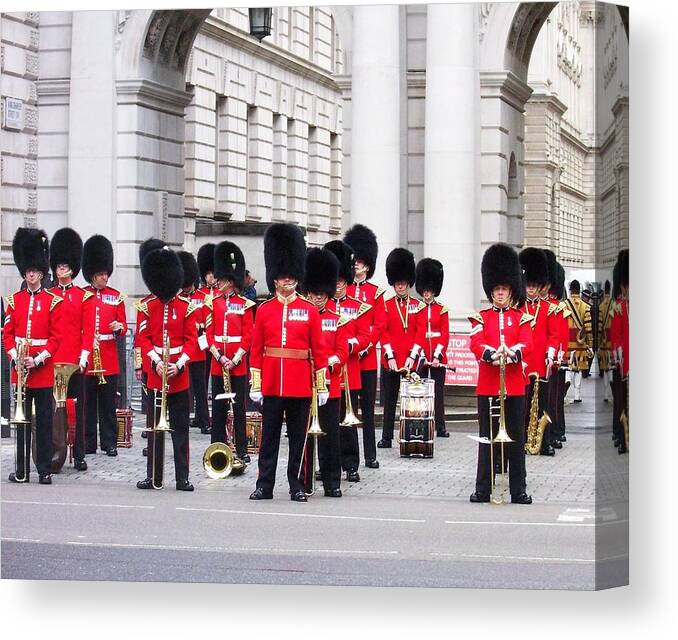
[248,8,273,42]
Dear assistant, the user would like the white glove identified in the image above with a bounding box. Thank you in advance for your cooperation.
[79,355,88,370]
[317,391,329,406]
[249,391,263,404]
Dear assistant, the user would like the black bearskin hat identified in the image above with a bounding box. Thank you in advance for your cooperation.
[415,258,444,297]
[139,238,166,266]
[481,243,524,302]
[13,227,49,277]
[197,243,216,283]
[214,241,246,291]
[177,251,200,290]
[604,279,611,294]
[264,223,306,294]
[519,247,548,287]
[542,249,558,286]
[618,249,629,289]
[554,263,566,300]
[82,234,114,281]
[569,279,581,294]
[303,247,339,299]
[50,227,82,278]
[324,240,355,285]
[343,224,378,279]
[141,248,183,303]
[385,248,416,287]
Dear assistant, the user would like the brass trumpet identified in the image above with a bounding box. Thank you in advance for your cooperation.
[340,365,361,427]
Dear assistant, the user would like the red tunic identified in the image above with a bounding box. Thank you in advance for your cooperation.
[610,297,629,377]
[82,285,127,377]
[206,291,255,378]
[133,293,155,373]
[381,295,426,369]
[420,300,450,364]
[468,307,533,396]
[346,279,387,372]
[517,297,559,378]
[48,283,95,365]
[135,295,199,394]
[318,307,350,399]
[249,293,328,398]
[326,295,370,390]
[4,288,64,388]
[187,288,209,362]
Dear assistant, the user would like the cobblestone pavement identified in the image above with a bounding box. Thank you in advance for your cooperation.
[1,376,628,506]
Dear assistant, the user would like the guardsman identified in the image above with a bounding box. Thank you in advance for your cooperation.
[378,248,425,448]
[301,248,349,497]
[136,247,199,490]
[206,241,255,463]
[48,227,94,471]
[597,280,614,403]
[469,244,532,504]
[565,279,593,403]
[609,249,629,454]
[518,248,559,456]
[197,242,217,409]
[344,224,386,466]
[248,223,329,502]
[178,251,211,435]
[325,240,371,481]
[81,235,128,456]
[4,228,63,484]
[415,258,451,439]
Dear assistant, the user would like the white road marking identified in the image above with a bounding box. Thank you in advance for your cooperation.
[176,507,426,523]
[1,500,155,510]
[2,536,42,543]
[444,519,628,527]
[431,552,628,563]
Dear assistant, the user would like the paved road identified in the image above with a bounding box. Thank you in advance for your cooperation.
[1,376,628,589]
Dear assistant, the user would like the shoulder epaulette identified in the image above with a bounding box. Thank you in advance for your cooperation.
[82,290,94,302]
[336,314,349,328]
[244,298,256,311]
[468,312,484,325]
[547,302,558,316]
[374,286,386,299]
[49,294,63,311]
[416,300,426,312]
[204,294,213,311]
[117,294,128,305]
[562,309,572,318]
[5,294,14,310]
[135,299,149,315]
[520,312,533,326]
[356,301,372,317]
[258,297,275,308]
[177,294,191,304]
[185,301,199,317]
[440,305,449,315]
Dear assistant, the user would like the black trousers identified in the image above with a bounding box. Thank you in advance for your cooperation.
[523,377,551,448]
[146,389,190,483]
[256,396,310,495]
[612,369,627,441]
[552,370,567,440]
[211,374,248,457]
[381,369,402,441]
[474,395,527,498]
[67,371,86,461]
[421,365,447,433]
[317,398,341,491]
[189,360,210,428]
[84,373,118,452]
[16,386,53,477]
[340,389,360,472]
[358,369,377,461]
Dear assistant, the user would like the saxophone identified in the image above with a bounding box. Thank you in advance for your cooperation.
[92,305,107,385]
[525,374,551,455]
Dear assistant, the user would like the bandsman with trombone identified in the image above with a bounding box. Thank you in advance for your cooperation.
[81,235,127,457]
[248,223,329,502]
[468,243,532,505]
[135,247,199,491]
[48,227,95,471]
[4,228,63,484]
[205,240,255,463]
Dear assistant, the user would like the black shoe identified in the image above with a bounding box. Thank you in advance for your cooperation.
[437,430,450,438]
[365,459,380,469]
[141,431,148,439]
[176,479,194,491]
[142,447,148,457]
[74,459,87,471]
[240,453,251,464]
[39,474,52,485]
[200,426,212,435]
[324,488,342,497]
[190,420,200,429]
[249,488,273,500]
[511,493,532,505]
[552,440,563,449]
[618,444,628,455]
[603,398,609,403]
[574,399,582,403]
[377,439,392,448]
[315,470,322,481]
[137,478,153,490]
[469,492,490,503]
[347,470,361,482]
[540,445,555,456]
[8,472,28,483]
[290,490,308,502]
[86,448,97,454]
[106,448,118,457]
[560,435,567,442]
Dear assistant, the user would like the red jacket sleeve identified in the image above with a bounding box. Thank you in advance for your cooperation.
[80,294,95,361]
[434,306,450,361]
[352,306,371,354]
[249,302,265,390]
[469,317,489,361]
[332,319,351,370]
[308,304,328,373]
[136,305,154,366]
[117,298,128,336]
[180,304,199,367]
[3,298,16,360]
[240,304,254,355]
[45,297,64,361]
[516,317,533,364]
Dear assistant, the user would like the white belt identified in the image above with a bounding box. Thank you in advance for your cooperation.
[16,337,47,346]
[215,336,242,344]
[153,345,183,355]
[426,332,441,338]
[97,334,116,342]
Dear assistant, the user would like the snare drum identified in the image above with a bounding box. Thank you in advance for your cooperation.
[398,377,435,458]
[116,408,134,448]
[225,411,262,454]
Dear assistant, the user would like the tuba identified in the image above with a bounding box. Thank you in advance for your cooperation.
[47,362,79,472]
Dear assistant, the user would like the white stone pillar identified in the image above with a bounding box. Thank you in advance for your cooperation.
[67,11,116,241]
[350,5,400,281]
[423,3,479,320]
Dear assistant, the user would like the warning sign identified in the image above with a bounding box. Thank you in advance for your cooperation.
[445,334,478,387]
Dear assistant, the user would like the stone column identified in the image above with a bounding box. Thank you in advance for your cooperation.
[350,5,400,281]
[423,4,479,320]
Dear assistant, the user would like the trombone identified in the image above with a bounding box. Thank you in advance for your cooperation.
[91,306,107,385]
[487,350,513,504]
[297,358,325,496]
[11,337,31,482]
[339,365,361,427]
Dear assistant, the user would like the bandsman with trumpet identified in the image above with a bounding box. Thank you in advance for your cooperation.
[325,240,371,481]
[48,227,95,471]
[135,247,199,491]
[4,228,64,484]
[415,258,451,439]
[248,223,329,502]
[81,235,128,457]
[205,241,255,463]
[468,244,532,505]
